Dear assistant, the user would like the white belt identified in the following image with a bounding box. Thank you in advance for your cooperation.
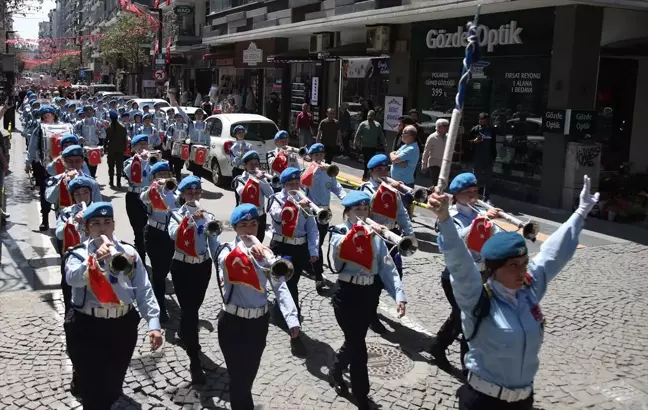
[468,373,533,403]
[128,186,144,193]
[148,219,166,230]
[272,234,307,245]
[173,251,210,264]
[77,304,132,319]
[223,303,269,319]
[338,274,375,286]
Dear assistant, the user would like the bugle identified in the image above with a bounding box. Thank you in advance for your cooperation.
[288,190,332,225]
[315,162,339,177]
[72,201,87,233]
[284,145,309,158]
[381,177,429,203]
[254,169,280,188]
[138,149,162,165]
[355,216,419,257]
[170,201,223,237]
[473,200,539,242]
[156,177,177,191]
[239,235,294,280]
[93,234,134,274]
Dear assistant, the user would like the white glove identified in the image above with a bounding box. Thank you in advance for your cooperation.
[575,175,600,218]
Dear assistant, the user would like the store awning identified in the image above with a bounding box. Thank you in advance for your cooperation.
[267,45,387,63]
[267,49,320,64]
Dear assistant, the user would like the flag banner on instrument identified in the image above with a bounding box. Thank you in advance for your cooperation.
[62,221,81,251]
[300,162,318,188]
[130,155,142,184]
[59,179,74,208]
[271,151,289,175]
[86,255,121,305]
[466,216,493,253]
[241,178,261,207]
[194,147,207,165]
[50,135,63,158]
[148,182,168,211]
[223,244,263,292]
[124,142,131,157]
[338,224,374,271]
[87,148,102,166]
[181,144,191,161]
[281,200,299,238]
[53,157,65,174]
[371,183,398,221]
[176,216,198,257]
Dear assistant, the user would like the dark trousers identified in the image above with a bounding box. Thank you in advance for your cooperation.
[473,164,493,201]
[232,167,244,206]
[145,225,174,314]
[171,157,184,181]
[362,147,378,179]
[64,308,139,410]
[438,269,469,366]
[269,241,309,317]
[256,213,267,243]
[312,222,329,280]
[323,144,337,164]
[125,192,147,262]
[83,157,98,178]
[107,153,124,184]
[57,238,72,313]
[428,165,441,186]
[170,259,212,362]
[331,281,380,402]
[218,311,269,410]
[458,384,534,410]
[341,131,351,156]
[32,161,51,220]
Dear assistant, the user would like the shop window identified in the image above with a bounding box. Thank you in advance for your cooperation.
[342,58,390,132]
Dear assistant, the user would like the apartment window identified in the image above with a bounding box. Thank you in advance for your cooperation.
[210,0,232,12]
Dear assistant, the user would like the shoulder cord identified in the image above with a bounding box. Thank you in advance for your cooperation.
[326,230,346,274]
[213,243,235,305]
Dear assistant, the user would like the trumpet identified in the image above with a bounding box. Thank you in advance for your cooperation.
[284,145,309,158]
[170,201,223,237]
[288,190,332,225]
[381,177,429,203]
[253,169,281,188]
[239,234,294,281]
[312,161,339,177]
[353,215,419,257]
[137,149,162,164]
[94,234,134,274]
[156,177,177,191]
[470,200,539,242]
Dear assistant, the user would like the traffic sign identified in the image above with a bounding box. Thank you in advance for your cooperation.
[154,69,167,81]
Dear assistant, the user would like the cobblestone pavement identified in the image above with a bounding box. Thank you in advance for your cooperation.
[1,126,648,409]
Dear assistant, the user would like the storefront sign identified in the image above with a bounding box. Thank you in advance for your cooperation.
[543,109,566,134]
[242,43,263,66]
[311,77,319,105]
[567,110,597,136]
[384,96,404,131]
[426,21,523,53]
[343,58,390,79]
[504,71,542,94]
[174,5,193,16]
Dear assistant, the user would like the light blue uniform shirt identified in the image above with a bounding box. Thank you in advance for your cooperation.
[26,124,43,165]
[123,157,153,188]
[217,238,300,329]
[65,236,161,331]
[46,157,90,176]
[390,142,420,185]
[176,106,209,145]
[267,190,319,257]
[165,122,189,144]
[168,204,221,259]
[62,112,76,124]
[438,212,584,389]
[329,222,407,303]
[55,203,87,241]
[153,110,167,131]
[234,171,274,215]
[360,178,413,236]
[129,109,143,118]
[267,148,300,173]
[45,173,102,211]
[95,107,108,121]
[305,167,346,207]
[230,140,253,169]
[136,124,161,147]
[74,117,105,147]
[140,184,180,225]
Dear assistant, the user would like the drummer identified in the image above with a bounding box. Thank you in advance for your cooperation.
[233,151,274,242]
[152,102,168,131]
[177,104,208,177]
[46,133,90,176]
[165,112,189,181]
[229,125,253,205]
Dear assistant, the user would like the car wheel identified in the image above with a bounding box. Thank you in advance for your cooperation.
[211,158,230,187]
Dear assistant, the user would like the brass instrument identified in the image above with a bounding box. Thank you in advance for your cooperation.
[353,215,419,257]
[312,161,339,178]
[284,145,308,158]
[158,178,177,191]
[253,169,281,188]
[170,201,223,237]
[239,235,294,281]
[469,200,539,242]
[94,234,134,274]
[137,149,162,165]
[288,190,332,225]
[381,177,429,203]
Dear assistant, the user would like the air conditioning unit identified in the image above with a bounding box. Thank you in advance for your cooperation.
[309,32,333,53]
[366,25,390,53]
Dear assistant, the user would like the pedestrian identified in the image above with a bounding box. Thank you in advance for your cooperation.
[338,103,352,159]
[229,125,253,205]
[104,110,128,188]
[295,103,314,148]
[327,190,407,410]
[316,108,341,164]
[244,86,256,113]
[167,176,220,384]
[427,175,599,410]
[421,118,449,184]
[353,110,387,181]
[407,109,426,151]
[63,201,163,407]
[267,167,318,357]
[216,203,301,410]
[470,112,497,202]
[389,124,421,216]
[233,151,274,242]
[391,115,416,152]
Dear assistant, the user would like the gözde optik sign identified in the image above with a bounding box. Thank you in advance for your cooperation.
[426,21,523,52]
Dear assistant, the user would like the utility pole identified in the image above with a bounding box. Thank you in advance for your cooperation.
[149,7,165,95]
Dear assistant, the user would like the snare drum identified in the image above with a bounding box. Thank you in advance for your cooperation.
[171,141,182,157]
[180,144,191,161]
[85,147,103,166]
[45,134,64,160]
[190,145,208,165]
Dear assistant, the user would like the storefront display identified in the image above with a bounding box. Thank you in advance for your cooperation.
[342,58,390,130]
[289,62,321,133]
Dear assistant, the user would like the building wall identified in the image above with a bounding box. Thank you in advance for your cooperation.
[629,59,648,174]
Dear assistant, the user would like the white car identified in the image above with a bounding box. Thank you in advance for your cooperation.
[200,113,279,186]
[163,106,198,121]
[127,98,170,110]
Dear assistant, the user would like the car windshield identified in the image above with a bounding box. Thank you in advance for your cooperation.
[230,122,278,141]
[139,100,170,108]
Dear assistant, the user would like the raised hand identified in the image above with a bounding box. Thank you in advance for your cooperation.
[575,175,600,218]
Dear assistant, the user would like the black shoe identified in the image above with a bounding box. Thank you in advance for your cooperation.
[370,320,387,334]
[116,180,122,188]
[39,220,49,231]
[356,397,372,410]
[328,368,349,396]
[291,337,307,358]
[428,337,452,370]
[190,362,206,385]
[315,280,325,294]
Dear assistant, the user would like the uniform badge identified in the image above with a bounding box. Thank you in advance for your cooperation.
[518,247,526,255]
[47,178,56,187]
[244,213,252,220]
[190,184,197,189]
[325,181,332,189]
[100,209,108,215]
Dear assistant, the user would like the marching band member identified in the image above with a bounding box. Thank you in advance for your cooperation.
[152,102,168,131]
[141,161,178,323]
[46,133,91,176]
[121,112,134,137]
[138,113,161,149]
[267,130,300,193]
[167,176,220,384]
[165,112,189,181]
[427,176,599,410]
[216,203,300,409]
[63,201,163,408]
[301,143,346,293]
[141,104,152,116]
[132,112,144,133]
[359,153,413,334]
[267,167,318,357]
[129,101,143,118]
[106,100,119,119]
[123,134,154,262]
[74,105,105,178]
[327,191,407,409]
[62,102,77,123]
[233,151,274,242]
[229,125,253,205]
[178,105,208,177]
[94,99,108,122]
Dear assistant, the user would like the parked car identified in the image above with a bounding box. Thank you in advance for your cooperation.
[419,110,452,135]
[127,98,170,109]
[88,84,118,95]
[97,91,124,100]
[163,106,197,121]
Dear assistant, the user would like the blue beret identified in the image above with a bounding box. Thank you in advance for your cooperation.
[75,108,84,115]
[109,110,118,120]
[83,202,113,222]
[142,104,151,110]
[367,154,390,170]
[280,167,301,184]
[68,176,94,194]
[153,102,162,107]
[60,133,79,146]
[31,101,40,108]
[449,173,478,194]
[150,161,171,175]
[60,97,67,102]
[120,112,129,117]
[133,112,143,118]
[39,105,56,116]
[27,91,34,96]
[230,203,259,226]
[178,176,201,192]
[274,130,289,141]
[96,99,104,103]
[54,97,61,103]
[109,100,117,105]
[131,134,148,147]
[481,232,528,261]
[233,125,246,135]
[62,145,84,158]
[342,190,371,207]
[83,105,94,112]
[143,113,153,120]
[63,103,71,108]
[308,143,325,155]
[69,102,77,107]
[242,150,260,163]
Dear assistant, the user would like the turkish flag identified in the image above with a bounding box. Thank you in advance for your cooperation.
[224,244,263,292]
[241,178,261,207]
[271,151,289,175]
[175,216,198,257]
[59,179,73,207]
[53,157,65,174]
[371,183,398,221]
[194,147,207,165]
[148,182,168,211]
[281,199,299,238]
[338,224,374,271]
[51,135,63,158]
[86,255,121,305]
[181,144,191,160]
[300,162,318,188]
[88,148,102,166]
[130,155,142,184]
[124,142,131,157]
[465,216,493,253]
[62,221,81,251]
